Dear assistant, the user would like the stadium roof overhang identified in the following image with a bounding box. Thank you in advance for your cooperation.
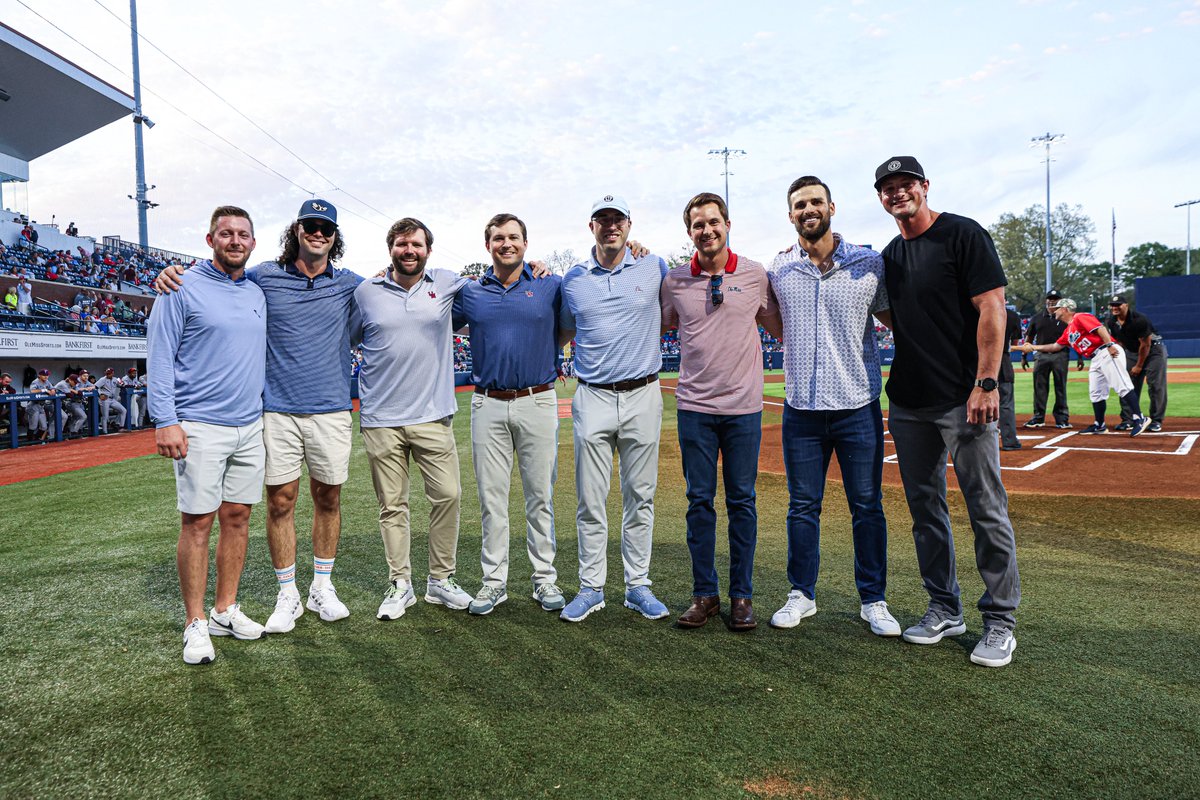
[0,22,135,183]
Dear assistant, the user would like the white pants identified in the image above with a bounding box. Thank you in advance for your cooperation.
[1089,346,1134,402]
[471,391,559,590]
[572,382,662,590]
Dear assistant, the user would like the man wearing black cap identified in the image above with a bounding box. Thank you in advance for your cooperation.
[1022,290,1071,429]
[873,156,1021,668]
[1105,295,1168,432]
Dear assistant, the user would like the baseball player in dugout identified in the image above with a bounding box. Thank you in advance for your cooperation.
[1022,289,1071,429]
[1105,294,1168,432]
[1018,298,1149,436]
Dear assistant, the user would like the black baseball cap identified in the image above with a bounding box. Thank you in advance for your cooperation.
[874,156,926,190]
[1109,294,1128,305]
[1045,290,1062,300]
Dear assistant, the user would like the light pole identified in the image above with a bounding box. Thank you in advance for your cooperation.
[1031,132,1064,293]
[128,0,157,250]
[1175,198,1199,276]
[707,147,746,211]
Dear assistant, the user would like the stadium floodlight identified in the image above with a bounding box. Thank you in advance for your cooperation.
[1031,132,1065,293]
[707,147,747,212]
[1175,198,1199,276]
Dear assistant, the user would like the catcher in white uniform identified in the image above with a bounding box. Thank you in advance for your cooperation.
[1016,297,1147,436]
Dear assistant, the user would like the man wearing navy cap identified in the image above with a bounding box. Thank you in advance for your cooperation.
[1105,295,1168,432]
[874,156,1021,667]
[1022,289,1071,429]
[156,199,363,633]
[557,195,671,623]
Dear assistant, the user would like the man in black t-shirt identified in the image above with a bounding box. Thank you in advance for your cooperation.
[873,155,1021,668]
[1023,290,1071,428]
[1105,295,1168,432]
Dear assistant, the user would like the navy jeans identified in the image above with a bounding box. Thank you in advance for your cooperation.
[677,409,761,599]
[781,400,888,604]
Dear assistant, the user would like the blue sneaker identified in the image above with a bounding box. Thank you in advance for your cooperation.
[623,586,669,620]
[560,587,605,622]
[1129,416,1149,438]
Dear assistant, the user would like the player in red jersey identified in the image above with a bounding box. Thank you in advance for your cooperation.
[1017,298,1147,436]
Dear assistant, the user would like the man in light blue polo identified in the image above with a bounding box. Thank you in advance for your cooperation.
[558,195,670,623]
[148,205,267,666]
[353,217,474,620]
[761,176,901,638]
[453,213,565,615]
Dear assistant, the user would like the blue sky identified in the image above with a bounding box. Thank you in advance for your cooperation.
[4,0,1198,275]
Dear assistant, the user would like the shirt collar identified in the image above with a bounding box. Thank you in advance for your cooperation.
[376,270,434,290]
[283,260,335,280]
[199,259,248,284]
[589,246,634,273]
[689,250,739,277]
[480,262,533,287]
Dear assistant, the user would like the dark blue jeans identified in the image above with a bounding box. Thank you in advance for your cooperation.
[782,400,887,604]
[677,409,761,599]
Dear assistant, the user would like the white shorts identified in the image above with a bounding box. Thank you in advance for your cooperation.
[1088,346,1134,403]
[263,410,352,486]
[175,418,265,515]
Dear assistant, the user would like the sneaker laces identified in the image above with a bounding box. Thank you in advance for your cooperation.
[981,627,1012,648]
[537,583,562,599]
[477,585,504,602]
[780,591,809,614]
[916,608,945,628]
[440,576,464,593]
[383,581,404,600]
[863,601,889,623]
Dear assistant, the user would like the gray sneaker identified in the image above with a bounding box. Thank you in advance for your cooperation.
[902,608,967,644]
[468,585,508,616]
[532,582,566,611]
[970,626,1017,667]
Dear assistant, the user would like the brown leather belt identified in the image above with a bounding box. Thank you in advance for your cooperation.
[474,383,555,401]
[578,373,659,392]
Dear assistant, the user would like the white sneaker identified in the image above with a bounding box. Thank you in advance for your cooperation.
[377,579,416,620]
[425,576,471,610]
[265,588,303,634]
[209,603,266,640]
[307,584,350,622]
[769,590,817,629]
[860,601,901,637]
[182,617,215,665]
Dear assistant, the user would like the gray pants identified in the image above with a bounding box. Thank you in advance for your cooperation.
[998,381,1019,448]
[1120,344,1168,424]
[26,404,48,435]
[888,402,1021,629]
[1031,350,1069,424]
[60,401,86,435]
[100,398,126,433]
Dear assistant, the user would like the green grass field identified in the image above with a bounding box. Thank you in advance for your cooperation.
[3,383,1199,799]
[762,359,1200,417]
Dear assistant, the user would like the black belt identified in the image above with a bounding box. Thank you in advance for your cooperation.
[474,383,554,401]
[578,373,658,392]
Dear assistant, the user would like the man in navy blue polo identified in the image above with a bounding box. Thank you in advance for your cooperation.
[452,213,566,616]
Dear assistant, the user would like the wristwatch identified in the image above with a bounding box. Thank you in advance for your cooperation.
[974,377,998,392]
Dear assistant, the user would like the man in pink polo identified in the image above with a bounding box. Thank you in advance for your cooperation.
[660,191,776,631]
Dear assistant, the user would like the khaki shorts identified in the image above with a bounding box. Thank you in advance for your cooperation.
[175,418,265,515]
[263,410,353,486]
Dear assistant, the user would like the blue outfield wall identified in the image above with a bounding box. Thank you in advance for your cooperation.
[1136,274,1200,358]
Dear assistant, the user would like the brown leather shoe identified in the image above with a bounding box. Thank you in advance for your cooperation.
[729,597,757,631]
[677,595,720,628]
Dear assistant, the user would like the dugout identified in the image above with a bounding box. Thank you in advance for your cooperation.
[1134,274,1200,358]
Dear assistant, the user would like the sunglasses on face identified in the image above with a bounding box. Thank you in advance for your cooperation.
[300,219,337,237]
[709,274,724,306]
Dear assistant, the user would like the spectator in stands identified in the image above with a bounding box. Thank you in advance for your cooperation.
[54,373,87,437]
[3,285,16,310]
[16,277,32,316]
[66,222,78,237]
[27,369,55,442]
[95,368,126,433]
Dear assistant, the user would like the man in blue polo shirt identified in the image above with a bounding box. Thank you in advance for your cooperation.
[156,199,363,634]
[149,205,267,665]
[558,195,670,623]
[453,213,565,615]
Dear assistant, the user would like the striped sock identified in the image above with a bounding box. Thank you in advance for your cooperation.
[312,557,335,590]
[275,563,297,594]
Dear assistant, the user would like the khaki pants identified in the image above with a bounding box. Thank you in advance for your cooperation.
[363,420,461,583]
[470,391,559,590]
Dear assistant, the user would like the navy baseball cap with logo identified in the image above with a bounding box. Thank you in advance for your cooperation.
[874,156,927,190]
[1045,289,1062,300]
[590,194,631,218]
[1109,294,1128,305]
[297,199,337,226]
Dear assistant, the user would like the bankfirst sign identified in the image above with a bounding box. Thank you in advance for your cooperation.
[0,331,147,358]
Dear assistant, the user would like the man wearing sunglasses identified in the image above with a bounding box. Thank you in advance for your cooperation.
[760,176,899,639]
[558,195,671,623]
[155,199,363,633]
[661,192,774,631]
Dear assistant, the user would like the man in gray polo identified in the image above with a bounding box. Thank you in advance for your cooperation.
[558,195,670,623]
[353,217,473,619]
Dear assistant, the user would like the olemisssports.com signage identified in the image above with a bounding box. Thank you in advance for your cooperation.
[0,331,147,357]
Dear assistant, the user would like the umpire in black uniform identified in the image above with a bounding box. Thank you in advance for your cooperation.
[1106,294,1168,432]
[1023,289,1070,428]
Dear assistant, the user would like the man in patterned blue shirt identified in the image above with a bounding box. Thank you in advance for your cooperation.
[761,176,901,638]
[558,195,671,623]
